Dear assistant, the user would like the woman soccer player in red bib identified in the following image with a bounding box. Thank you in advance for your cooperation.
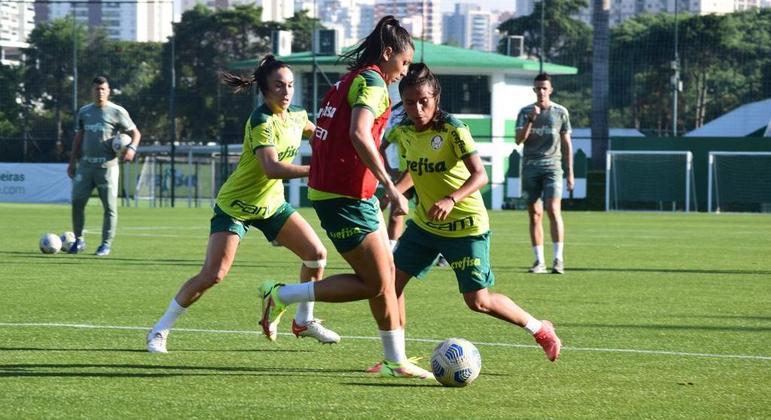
[259,17,434,379]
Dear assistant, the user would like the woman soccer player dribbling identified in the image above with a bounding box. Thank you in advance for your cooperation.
[146,55,340,353]
[259,16,434,378]
[378,63,562,364]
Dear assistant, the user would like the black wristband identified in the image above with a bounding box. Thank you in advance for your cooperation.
[126,144,137,152]
[446,195,456,204]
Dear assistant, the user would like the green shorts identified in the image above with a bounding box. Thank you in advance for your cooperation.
[393,221,495,294]
[210,202,295,241]
[522,159,563,204]
[312,196,381,253]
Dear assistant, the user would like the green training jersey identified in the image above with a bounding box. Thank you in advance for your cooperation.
[386,114,489,238]
[216,104,307,220]
[309,69,390,201]
[77,101,136,166]
[383,103,407,172]
[515,102,571,162]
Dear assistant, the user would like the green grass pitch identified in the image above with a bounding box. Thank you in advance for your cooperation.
[1,203,769,418]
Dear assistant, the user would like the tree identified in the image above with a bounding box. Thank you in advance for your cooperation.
[23,18,88,144]
[165,4,273,141]
[283,9,323,53]
[0,65,23,138]
[610,10,771,135]
[496,0,593,127]
[496,0,592,69]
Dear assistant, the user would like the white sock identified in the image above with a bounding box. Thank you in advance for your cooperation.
[277,282,315,304]
[294,302,315,325]
[533,245,545,263]
[153,298,186,332]
[379,328,406,363]
[554,242,564,261]
[524,317,543,335]
[389,240,398,252]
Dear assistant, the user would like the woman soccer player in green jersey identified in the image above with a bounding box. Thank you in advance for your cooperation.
[146,55,340,352]
[378,63,562,363]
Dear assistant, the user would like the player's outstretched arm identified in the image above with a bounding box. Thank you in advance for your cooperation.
[257,147,309,179]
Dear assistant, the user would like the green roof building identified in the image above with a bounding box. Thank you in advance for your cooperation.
[231,41,578,209]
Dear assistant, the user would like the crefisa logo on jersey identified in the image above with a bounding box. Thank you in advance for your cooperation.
[431,135,443,150]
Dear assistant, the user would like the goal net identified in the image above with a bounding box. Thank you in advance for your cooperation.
[606,151,695,212]
[708,152,771,213]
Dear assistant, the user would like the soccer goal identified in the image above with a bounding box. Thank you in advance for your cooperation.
[605,151,695,212]
[708,152,771,213]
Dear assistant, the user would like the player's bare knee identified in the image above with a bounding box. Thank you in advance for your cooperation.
[463,294,489,313]
[368,282,393,298]
[302,254,327,270]
[200,267,228,286]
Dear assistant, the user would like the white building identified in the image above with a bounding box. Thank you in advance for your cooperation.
[42,1,172,42]
[261,0,294,22]
[443,4,496,51]
[374,0,441,44]
[295,0,375,47]
[0,0,34,65]
[516,0,533,17]
[530,0,765,28]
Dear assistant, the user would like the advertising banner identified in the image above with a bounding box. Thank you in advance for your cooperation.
[0,163,71,203]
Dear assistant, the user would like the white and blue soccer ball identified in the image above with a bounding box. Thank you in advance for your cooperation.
[39,233,62,254]
[431,337,482,387]
[112,133,132,156]
[60,231,76,251]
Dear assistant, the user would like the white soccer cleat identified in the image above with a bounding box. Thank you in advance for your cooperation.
[292,319,341,344]
[551,258,565,274]
[146,329,168,353]
[528,260,548,274]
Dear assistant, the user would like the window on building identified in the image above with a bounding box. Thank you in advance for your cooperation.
[301,72,340,114]
[436,74,490,115]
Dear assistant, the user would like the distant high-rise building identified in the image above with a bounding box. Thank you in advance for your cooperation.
[261,0,294,22]
[0,0,34,65]
[734,0,761,10]
[295,0,375,47]
[374,0,441,44]
[516,0,534,17]
[574,0,757,27]
[443,4,495,51]
[41,0,172,42]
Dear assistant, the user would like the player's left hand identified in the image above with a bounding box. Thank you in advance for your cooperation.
[428,197,455,221]
[567,173,575,192]
[122,148,136,162]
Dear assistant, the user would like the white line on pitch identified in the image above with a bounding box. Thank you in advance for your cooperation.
[1,322,769,361]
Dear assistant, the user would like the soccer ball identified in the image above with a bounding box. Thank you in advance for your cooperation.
[60,231,76,251]
[39,233,62,254]
[112,133,132,155]
[430,338,482,387]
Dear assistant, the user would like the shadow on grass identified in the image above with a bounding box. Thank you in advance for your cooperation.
[0,346,311,354]
[675,315,771,322]
[558,322,771,332]
[342,382,437,388]
[0,362,360,378]
[0,251,352,270]
[494,265,771,276]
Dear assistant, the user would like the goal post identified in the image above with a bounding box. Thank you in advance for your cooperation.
[708,151,771,213]
[605,151,694,212]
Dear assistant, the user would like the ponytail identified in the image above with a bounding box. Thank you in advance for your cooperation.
[339,15,414,70]
[222,55,291,96]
